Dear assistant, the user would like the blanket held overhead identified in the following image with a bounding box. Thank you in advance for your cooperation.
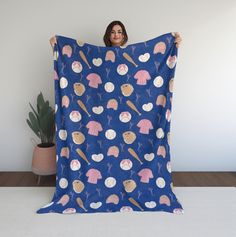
[37,32,184,214]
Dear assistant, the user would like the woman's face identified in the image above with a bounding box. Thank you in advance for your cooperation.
[109,25,124,46]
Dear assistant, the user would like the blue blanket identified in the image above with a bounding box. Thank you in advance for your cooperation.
[37,32,184,214]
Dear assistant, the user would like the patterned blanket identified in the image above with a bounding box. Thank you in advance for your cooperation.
[37,32,184,214]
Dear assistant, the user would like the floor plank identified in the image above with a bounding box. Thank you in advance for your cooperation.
[0,172,235,187]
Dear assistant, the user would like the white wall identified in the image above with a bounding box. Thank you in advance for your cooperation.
[0,0,235,171]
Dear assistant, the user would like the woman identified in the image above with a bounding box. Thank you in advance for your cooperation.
[103,20,128,47]
[50,21,182,48]
[103,20,182,48]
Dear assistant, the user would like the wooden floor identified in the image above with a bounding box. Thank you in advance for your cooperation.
[0,172,235,187]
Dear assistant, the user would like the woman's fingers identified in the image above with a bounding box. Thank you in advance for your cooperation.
[173,32,182,48]
[49,36,57,48]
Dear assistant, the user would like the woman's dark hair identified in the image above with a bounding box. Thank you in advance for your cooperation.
[103,21,128,47]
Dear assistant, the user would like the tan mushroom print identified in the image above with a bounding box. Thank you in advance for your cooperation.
[37,33,184,215]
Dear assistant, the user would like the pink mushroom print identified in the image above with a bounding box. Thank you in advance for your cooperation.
[86,168,102,184]
[153,42,166,54]
[134,70,151,85]
[107,99,118,110]
[62,95,70,108]
[137,119,153,134]
[57,194,70,206]
[60,147,69,158]
[62,45,73,57]
[105,50,116,62]
[157,145,166,158]
[156,95,166,107]
[86,121,103,136]
[159,195,171,206]
[138,168,154,183]
[106,194,119,204]
[86,73,102,88]
[107,146,119,158]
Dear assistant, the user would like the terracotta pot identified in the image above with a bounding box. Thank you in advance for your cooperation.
[32,144,56,175]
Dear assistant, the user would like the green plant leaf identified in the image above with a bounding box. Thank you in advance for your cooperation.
[26,119,40,139]
[37,92,45,112]
[39,101,50,119]
[29,102,38,120]
[40,110,52,139]
[29,111,40,131]
[27,92,56,144]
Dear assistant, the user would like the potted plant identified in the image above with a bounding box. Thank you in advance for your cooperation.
[26,92,56,183]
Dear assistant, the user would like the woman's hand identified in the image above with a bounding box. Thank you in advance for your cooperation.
[172,32,182,48]
[49,36,57,50]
